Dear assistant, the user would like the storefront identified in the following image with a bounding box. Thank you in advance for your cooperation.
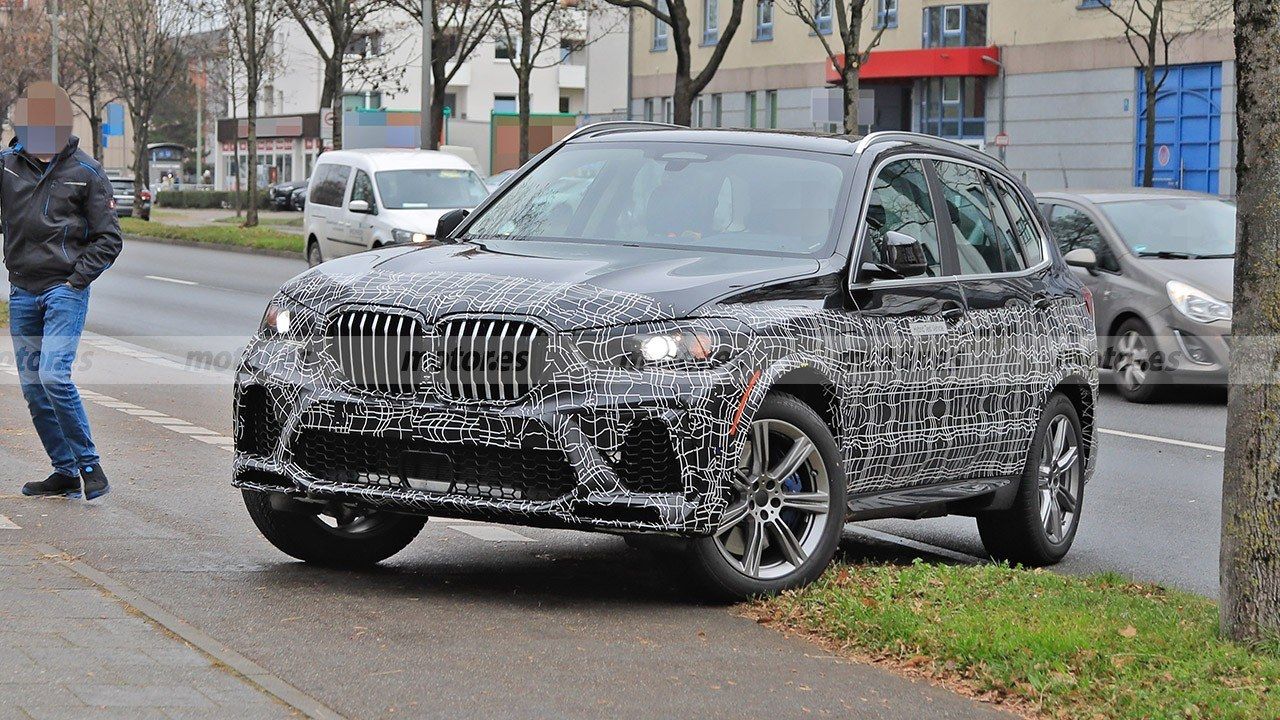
[214,113,321,190]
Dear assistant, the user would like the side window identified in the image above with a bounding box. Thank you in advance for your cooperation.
[1049,205,1119,272]
[994,179,1045,267]
[981,174,1026,272]
[325,164,352,206]
[862,158,943,277]
[350,170,376,208]
[308,165,332,205]
[933,161,1003,274]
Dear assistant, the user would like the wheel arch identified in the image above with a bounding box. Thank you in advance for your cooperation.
[1051,374,1097,471]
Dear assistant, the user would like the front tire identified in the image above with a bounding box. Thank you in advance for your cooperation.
[977,393,1085,566]
[242,490,425,567]
[306,240,324,268]
[685,393,847,601]
[1112,318,1165,403]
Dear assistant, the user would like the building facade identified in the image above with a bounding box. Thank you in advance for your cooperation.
[213,8,630,188]
[630,0,1235,194]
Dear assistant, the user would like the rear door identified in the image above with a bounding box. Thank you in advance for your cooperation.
[309,163,357,258]
[846,156,970,494]
[933,159,1052,480]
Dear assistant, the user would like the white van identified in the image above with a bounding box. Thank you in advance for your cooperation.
[303,148,490,266]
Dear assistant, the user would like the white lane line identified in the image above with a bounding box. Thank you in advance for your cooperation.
[449,525,536,542]
[1099,427,1224,453]
[165,426,222,436]
[144,274,198,286]
[119,408,165,417]
[845,526,986,565]
[0,514,20,530]
[141,416,194,426]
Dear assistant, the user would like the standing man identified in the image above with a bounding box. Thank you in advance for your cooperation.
[2,82,122,500]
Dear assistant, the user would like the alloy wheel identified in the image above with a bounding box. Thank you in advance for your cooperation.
[1114,330,1149,391]
[311,503,390,538]
[714,418,832,581]
[1037,415,1081,544]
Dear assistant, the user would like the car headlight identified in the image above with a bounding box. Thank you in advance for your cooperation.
[391,228,432,244]
[574,319,751,370]
[259,295,314,338]
[1167,280,1232,323]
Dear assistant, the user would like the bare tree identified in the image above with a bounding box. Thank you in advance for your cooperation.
[391,0,500,150]
[213,0,286,226]
[1099,0,1230,186]
[282,0,393,150]
[0,3,53,132]
[1221,0,1280,645]
[778,0,882,134]
[495,0,620,162]
[102,0,196,206]
[605,0,745,126]
[60,0,118,162]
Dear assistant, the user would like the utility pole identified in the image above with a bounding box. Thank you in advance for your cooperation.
[50,0,61,84]
[419,0,433,150]
[196,67,204,187]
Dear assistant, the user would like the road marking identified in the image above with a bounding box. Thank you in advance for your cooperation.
[0,514,20,530]
[449,525,536,542]
[144,274,198,286]
[844,526,986,565]
[141,415,194,426]
[1098,427,1224,453]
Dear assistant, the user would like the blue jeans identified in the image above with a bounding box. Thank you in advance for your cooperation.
[9,284,100,478]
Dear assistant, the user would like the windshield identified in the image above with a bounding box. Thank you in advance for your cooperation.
[1100,198,1236,258]
[374,169,489,210]
[462,141,852,257]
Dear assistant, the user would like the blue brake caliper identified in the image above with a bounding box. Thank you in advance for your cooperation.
[780,470,804,531]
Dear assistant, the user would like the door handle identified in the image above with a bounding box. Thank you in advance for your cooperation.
[1032,293,1054,310]
[940,304,965,321]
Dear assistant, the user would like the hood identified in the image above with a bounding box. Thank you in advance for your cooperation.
[1138,258,1234,303]
[378,207,458,236]
[281,239,820,330]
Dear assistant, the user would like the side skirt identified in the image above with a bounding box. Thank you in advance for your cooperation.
[847,477,1019,521]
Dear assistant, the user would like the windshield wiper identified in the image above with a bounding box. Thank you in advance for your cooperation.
[1137,250,1199,259]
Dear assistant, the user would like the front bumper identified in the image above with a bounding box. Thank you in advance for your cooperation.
[232,337,747,535]
[1150,308,1231,384]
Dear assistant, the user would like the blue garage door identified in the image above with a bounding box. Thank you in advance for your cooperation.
[1134,63,1222,193]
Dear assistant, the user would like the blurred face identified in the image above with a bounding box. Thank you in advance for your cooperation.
[13,82,74,160]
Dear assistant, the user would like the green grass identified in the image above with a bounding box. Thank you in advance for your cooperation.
[120,217,303,253]
[212,215,304,228]
[748,561,1280,719]
[0,300,8,328]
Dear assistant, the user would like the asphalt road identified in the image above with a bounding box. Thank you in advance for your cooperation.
[0,239,1231,716]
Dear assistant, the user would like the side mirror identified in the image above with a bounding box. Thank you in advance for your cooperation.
[435,208,470,239]
[348,199,371,214]
[1063,247,1098,273]
[860,230,930,281]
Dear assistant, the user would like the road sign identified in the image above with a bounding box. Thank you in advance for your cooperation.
[321,108,335,144]
[993,131,1010,148]
[1157,144,1172,167]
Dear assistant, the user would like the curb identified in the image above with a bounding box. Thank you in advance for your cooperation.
[124,233,304,261]
[35,543,346,720]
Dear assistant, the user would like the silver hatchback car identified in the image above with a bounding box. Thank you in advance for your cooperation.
[1036,189,1233,402]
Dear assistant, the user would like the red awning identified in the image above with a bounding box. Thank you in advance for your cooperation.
[826,45,1000,84]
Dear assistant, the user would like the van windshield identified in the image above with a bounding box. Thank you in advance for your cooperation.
[375,169,489,210]
[462,141,853,257]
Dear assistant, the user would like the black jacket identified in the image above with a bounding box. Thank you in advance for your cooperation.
[1,135,123,292]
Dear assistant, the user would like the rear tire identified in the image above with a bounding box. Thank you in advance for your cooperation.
[977,393,1085,566]
[684,393,847,601]
[242,490,425,567]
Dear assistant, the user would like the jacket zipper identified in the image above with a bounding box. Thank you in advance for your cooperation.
[60,227,69,262]
[40,154,63,219]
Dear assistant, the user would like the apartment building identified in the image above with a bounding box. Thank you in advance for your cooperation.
[630,0,1235,194]
[213,9,629,187]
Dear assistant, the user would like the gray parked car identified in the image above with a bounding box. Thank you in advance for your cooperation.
[1036,189,1233,402]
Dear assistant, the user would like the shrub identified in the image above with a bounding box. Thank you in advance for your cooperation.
[156,190,271,209]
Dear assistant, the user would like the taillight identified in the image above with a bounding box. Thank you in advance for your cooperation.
[1082,286,1095,319]
[140,190,152,201]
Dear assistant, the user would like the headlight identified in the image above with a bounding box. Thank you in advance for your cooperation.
[259,295,312,338]
[1166,280,1232,323]
[574,319,751,370]
[391,228,432,244]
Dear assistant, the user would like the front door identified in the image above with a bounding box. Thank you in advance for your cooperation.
[845,157,969,494]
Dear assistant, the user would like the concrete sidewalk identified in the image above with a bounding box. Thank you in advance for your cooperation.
[0,540,300,719]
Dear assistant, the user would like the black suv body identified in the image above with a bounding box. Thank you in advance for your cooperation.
[234,126,1098,598]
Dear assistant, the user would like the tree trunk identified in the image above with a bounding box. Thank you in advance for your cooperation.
[1220,0,1280,645]
[246,85,259,228]
[842,62,860,135]
[88,106,103,162]
[129,110,149,210]
[431,67,447,150]
[672,78,693,126]
[1142,63,1158,187]
[323,57,344,150]
[517,4,534,164]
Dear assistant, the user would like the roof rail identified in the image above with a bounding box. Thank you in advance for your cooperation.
[563,120,683,142]
[854,131,988,157]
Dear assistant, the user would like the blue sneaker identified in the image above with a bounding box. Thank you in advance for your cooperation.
[21,472,80,497]
[69,464,110,500]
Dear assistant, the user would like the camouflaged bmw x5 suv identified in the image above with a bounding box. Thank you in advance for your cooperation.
[233,124,1099,600]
